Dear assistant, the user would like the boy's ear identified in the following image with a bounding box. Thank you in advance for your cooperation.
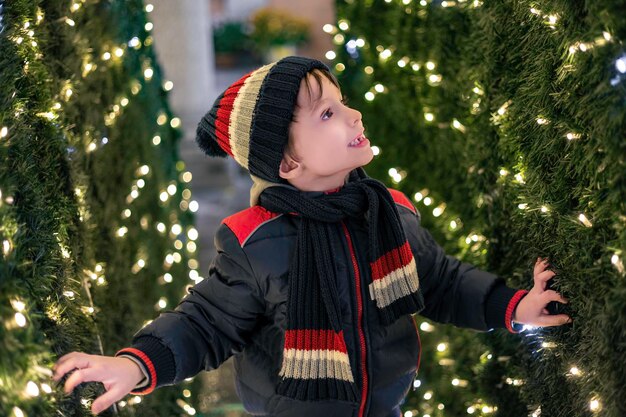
[279,154,302,180]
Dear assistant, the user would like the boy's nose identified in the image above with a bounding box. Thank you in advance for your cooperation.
[349,107,362,126]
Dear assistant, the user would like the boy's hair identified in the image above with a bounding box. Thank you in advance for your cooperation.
[284,68,341,162]
[195,56,330,184]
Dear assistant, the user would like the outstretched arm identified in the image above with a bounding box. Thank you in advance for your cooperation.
[52,224,265,414]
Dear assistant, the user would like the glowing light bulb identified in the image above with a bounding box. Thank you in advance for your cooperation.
[15,312,27,327]
[611,254,624,274]
[325,51,336,60]
[437,343,447,352]
[578,213,592,227]
[428,74,442,83]
[3,240,12,256]
[616,56,626,74]
[420,322,434,331]
[26,381,40,396]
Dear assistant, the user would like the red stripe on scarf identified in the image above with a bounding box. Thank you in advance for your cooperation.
[370,240,414,281]
[284,329,348,353]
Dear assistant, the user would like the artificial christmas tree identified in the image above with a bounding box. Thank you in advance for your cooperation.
[0,1,202,415]
[330,1,625,416]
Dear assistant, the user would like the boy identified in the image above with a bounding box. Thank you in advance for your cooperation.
[53,56,571,416]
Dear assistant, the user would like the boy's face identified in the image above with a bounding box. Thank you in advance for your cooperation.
[279,72,373,190]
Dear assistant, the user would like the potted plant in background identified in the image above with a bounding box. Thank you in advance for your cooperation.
[213,21,257,68]
[250,7,311,63]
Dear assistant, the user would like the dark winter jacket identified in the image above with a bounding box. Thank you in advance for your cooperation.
[117,187,527,417]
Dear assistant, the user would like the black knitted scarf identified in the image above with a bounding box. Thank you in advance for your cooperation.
[258,169,425,402]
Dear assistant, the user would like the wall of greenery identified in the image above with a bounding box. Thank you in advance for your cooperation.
[333,1,625,416]
[0,1,201,415]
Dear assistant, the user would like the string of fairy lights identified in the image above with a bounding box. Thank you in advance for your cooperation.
[321,1,625,417]
[1,1,199,416]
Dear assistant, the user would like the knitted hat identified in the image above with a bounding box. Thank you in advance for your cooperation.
[195,56,330,183]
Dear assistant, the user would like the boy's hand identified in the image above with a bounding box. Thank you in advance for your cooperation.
[52,352,145,415]
[512,257,572,327]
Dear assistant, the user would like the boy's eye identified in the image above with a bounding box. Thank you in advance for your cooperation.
[321,96,349,120]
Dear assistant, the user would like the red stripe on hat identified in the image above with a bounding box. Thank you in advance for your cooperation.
[214,72,254,157]
[370,241,414,281]
[284,329,348,353]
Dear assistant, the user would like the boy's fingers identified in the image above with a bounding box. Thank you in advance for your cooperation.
[541,290,568,305]
[534,269,556,289]
[53,353,91,381]
[91,386,125,415]
[538,314,572,327]
[63,367,100,394]
[54,352,82,371]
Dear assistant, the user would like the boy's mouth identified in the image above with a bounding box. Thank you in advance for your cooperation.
[348,133,367,147]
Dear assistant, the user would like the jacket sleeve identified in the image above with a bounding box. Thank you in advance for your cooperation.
[116,223,265,395]
[401,202,527,333]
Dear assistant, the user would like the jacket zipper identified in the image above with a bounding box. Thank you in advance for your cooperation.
[341,221,368,417]
[410,315,422,391]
